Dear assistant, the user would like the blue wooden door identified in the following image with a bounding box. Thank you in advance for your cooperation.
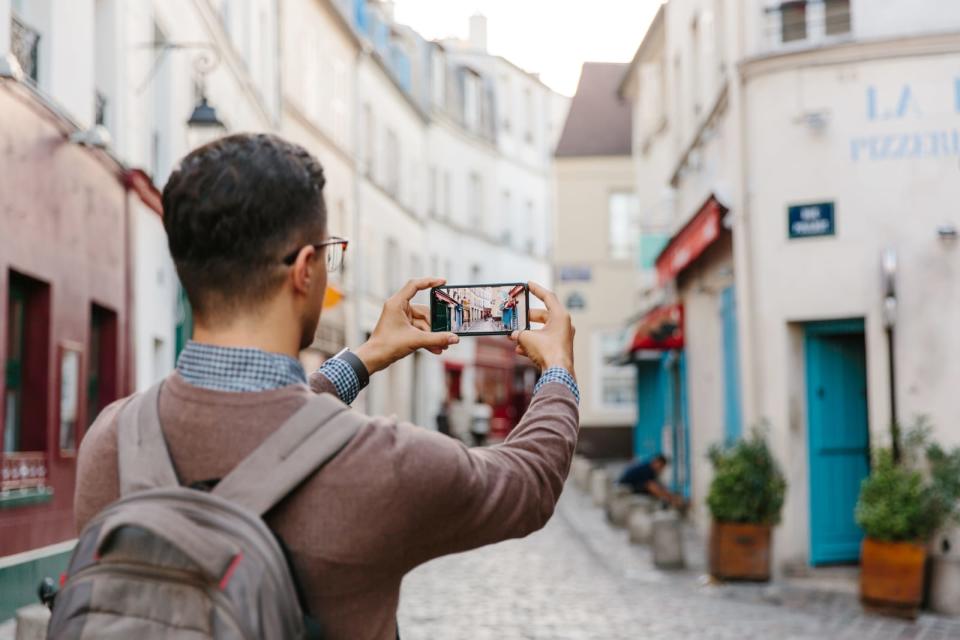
[634,360,664,460]
[720,287,743,443]
[806,322,870,565]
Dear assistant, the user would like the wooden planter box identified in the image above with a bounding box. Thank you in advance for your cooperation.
[709,521,771,582]
[860,537,926,619]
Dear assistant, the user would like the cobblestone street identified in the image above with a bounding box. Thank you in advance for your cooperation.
[398,484,960,639]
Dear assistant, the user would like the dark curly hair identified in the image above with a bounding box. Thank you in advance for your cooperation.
[161,133,327,320]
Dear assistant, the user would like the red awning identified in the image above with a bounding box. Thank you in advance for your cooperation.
[630,304,684,351]
[508,284,524,298]
[434,289,458,305]
[655,195,727,285]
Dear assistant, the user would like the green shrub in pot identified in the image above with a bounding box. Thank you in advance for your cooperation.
[707,428,787,525]
[854,448,944,542]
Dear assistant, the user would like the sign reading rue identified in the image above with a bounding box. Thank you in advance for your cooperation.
[788,202,835,239]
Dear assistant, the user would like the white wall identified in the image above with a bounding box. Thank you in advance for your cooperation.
[132,203,177,391]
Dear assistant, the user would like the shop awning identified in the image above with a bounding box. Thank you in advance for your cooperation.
[655,195,727,285]
[630,304,684,351]
[434,290,458,305]
[507,284,524,298]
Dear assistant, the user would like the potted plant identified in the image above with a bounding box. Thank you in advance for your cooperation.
[855,448,945,618]
[706,429,787,581]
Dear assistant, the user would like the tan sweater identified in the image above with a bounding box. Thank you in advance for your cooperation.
[75,371,580,639]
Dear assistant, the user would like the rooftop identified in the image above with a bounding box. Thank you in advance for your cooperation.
[554,62,632,157]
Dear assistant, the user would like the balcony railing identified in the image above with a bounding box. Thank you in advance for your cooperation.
[1,452,48,492]
[11,14,40,83]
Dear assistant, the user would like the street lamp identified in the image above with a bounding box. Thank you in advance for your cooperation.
[185,49,226,150]
[881,247,900,463]
[186,94,226,149]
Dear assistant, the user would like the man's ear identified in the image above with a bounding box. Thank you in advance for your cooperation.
[290,245,317,295]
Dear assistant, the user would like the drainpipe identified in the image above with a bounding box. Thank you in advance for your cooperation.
[731,0,762,424]
[881,248,899,462]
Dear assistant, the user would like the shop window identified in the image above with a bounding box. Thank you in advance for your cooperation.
[594,330,636,409]
[4,271,50,454]
[87,303,119,428]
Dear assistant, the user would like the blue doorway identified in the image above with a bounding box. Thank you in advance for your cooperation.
[633,359,664,460]
[805,320,870,565]
[720,287,743,443]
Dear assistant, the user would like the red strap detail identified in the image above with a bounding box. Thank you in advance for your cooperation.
[59,572,68,588]
[219,553,243,590]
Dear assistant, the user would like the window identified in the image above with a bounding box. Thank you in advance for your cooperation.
[469,172,483,228]
[87,304,118,428]
[609,191,640,260]
[443,171,452,220]
[825,0,851,36]
[428,165,438,217]
[58,344,81,453]
[525,200,535,254]
[463,69,481,131]
[690,14,701,115]
[362,103,374,177]
[431,47,446,108]
[4,271,50,453]
[385,129,400,196]
[500,75,512,131]
[780,1,807,43]
[594,330,636,409]
[384,238,400,295]
[523,87,534,143]
[500,190,513,244]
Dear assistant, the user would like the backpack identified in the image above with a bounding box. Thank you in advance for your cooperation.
[47,381,365,639]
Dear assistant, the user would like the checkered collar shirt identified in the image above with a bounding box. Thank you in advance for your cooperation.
[176,341,308,392]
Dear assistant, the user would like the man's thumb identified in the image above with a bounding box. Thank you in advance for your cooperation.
[425,332,459,348]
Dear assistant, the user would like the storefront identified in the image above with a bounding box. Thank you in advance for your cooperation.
[0,80,140,617]
[474,337,537,441]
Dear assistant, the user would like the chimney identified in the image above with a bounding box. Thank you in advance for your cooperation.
[469,13,487,51]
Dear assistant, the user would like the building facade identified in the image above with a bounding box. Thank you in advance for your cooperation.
[553,62,639,458]
[624,0,960,571]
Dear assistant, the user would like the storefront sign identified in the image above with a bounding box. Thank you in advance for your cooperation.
[656,196,725,285]
[566,292,586,310]
[558,265,592,282]
[788,202,835,239]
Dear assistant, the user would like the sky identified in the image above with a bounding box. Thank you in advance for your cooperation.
[393,0,663,96]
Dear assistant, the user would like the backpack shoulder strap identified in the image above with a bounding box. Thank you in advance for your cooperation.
[212,393,366,516]
[117,381,179,495]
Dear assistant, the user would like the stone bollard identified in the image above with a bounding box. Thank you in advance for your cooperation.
[627,497,657,544]
[605,486,637,527]
[571,455,593,492]
[929,527,960,615]
[651,510,685,570]
[15,605,50,640]
[589,468,609,507]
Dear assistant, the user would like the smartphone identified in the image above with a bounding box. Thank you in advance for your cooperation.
[431,282,530,336]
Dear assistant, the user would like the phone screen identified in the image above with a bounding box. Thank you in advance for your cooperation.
[431,283,529,336]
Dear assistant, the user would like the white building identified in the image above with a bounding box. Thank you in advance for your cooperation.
[624,0,960,571]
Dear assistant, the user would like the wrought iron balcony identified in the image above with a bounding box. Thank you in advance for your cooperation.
[11,13,40,83]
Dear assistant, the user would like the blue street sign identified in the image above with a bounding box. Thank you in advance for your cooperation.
[559,265,592,282]
[789,202,835,239]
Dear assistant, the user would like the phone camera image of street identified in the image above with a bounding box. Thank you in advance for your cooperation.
[432,285,527,335]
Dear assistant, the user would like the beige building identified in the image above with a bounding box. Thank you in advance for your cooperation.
[624,0,960,572]
[554,63,638,458]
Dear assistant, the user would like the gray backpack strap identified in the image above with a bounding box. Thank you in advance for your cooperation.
[117,381,179,495]
[212,394,366,516]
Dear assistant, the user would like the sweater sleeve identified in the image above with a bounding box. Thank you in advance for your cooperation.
[393,382,580,568]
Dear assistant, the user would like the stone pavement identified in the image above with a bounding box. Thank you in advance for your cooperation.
[397,483,960,639]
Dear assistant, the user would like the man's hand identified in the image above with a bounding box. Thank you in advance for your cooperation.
[510,281,575,379]
[354,277,460,375]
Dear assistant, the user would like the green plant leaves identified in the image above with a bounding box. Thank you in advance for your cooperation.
[854,449,944,542]
[706,428,787,525]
